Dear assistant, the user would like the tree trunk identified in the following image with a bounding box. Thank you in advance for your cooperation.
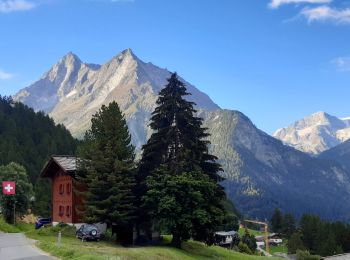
[171,231,182,248]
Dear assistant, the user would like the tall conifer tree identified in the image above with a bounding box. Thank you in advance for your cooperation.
[139,73,226,247]
[77,102,136,244]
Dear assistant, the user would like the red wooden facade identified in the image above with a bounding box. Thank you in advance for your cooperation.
[41,156,84,224]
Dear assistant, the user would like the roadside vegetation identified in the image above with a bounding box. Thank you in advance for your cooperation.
[0,217,276,260]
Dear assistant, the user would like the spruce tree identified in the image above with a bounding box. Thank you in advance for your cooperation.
[139,73,226,248]
[271,208,283,233]
[77,102,136,244]
[281,213,296,238]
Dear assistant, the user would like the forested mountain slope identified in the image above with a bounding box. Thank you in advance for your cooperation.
[0,96,77,214]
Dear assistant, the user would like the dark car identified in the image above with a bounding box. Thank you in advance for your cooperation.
[35,217,52,229]
[76,224,101,242]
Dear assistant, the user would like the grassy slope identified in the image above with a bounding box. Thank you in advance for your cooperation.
[269,244,288,255]
[0,219,279,260]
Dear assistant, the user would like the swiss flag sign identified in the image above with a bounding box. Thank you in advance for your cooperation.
[2,182,16,195]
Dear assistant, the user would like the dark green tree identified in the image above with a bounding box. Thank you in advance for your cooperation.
[282,213,296,238]
[77,101,136,244]
[139,73,226,248]
[218,212,239,232]
[317,232,342,257]
[0,162,34,223]
[270,208,283,233]
[332,221,350,252]
[300,214,322,253]
[241,229,257,252]
[288,232,306,254]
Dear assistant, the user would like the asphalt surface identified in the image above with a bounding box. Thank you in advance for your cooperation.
[324,254,350,259]
[0,233,54,260]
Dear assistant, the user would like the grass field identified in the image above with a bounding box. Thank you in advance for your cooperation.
[0,218,282,260]
[269,244,288,255]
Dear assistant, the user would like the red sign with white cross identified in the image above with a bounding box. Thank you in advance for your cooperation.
[2,182,16,195]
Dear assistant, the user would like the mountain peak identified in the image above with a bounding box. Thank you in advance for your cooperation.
[310,111,332,121]
[60,51,81,63]
[122,48,134,55]
[274,112,350,154]
[117,48,138,61]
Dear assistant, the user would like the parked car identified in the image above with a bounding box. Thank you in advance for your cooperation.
[76,224,101,242]
[35,217,52,229]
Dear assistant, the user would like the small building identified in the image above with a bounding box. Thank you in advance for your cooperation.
[40,155,84,227]
[214,231,239,248]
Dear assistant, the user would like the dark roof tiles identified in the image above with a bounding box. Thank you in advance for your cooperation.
[52,156,76,172]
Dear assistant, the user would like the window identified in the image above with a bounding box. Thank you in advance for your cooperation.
[59,184,64,195]
[66,183,71,194]
[59,206,64,216]
[66,206,71,217]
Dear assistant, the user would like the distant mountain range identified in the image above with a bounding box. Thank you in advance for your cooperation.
[14,49,350,221]
[274,112,350,155]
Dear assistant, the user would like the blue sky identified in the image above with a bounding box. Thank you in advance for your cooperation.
[0,0,350,134]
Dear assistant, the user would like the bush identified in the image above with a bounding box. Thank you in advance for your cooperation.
[296,250,321,260]
[0,216,20,233]
[36,225,76,237]
[241,229,257,252]
[238,242,253,255]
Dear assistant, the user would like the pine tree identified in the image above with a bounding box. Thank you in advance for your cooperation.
[287,233,305,254]
[281,213,296,238]
[139,73,226,248]
[241,229,257,253]
[270,208,283,233]
[77,102,136,244]
[139,73,223,181]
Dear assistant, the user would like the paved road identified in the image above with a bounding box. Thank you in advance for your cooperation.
[0,233,54,260]
[325,254,350,259]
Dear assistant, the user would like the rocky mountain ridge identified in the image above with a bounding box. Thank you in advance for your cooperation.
[14,49,350,220]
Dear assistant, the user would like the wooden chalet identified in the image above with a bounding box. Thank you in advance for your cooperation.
[40,155,84,226]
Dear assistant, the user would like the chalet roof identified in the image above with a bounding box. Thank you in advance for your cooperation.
[52,156,77,172]
[40,155,77,178]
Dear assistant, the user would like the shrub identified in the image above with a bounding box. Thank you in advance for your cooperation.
[296,250,321,260]
[36,225,76,237]
[238,242,253,255]
[241,229,257,252]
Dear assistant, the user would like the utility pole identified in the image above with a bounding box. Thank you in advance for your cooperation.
[13,200,16,225]
[264,222,269,254]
